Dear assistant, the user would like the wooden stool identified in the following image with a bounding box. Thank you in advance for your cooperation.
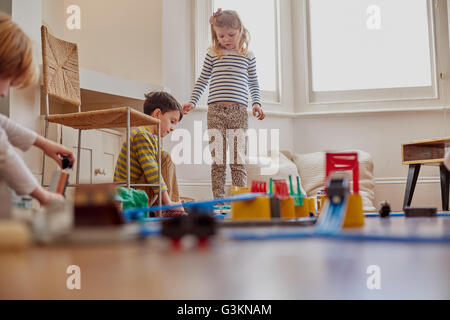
[402,138,450,210]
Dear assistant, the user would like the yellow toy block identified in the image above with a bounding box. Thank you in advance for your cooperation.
[230,186,251,195]
[294,201,309,218]
[232,195,271,220]
[343,193,364,228]
[306,197,316,216]
[280,197,295,219]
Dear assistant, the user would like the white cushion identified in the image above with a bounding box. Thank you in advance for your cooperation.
[285,150,376,212]
[246,151,306,194]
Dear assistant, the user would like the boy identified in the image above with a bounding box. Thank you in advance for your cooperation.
[0,12,75,206]
[113,91,184,216]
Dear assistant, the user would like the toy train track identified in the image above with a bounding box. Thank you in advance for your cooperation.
[217,217,317,228]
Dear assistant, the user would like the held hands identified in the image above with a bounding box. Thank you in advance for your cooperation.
[34,136,75,169]
[182,103,195,114]
[252,104,265,120]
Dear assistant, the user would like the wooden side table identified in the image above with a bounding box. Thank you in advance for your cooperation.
[402,138,450,210]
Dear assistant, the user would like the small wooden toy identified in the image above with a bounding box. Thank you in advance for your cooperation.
[273,180,295,219]
[287,176,310,218]
[316,176,350,233]
[325,152,364,228]
[161,205,216,249]
[379,201,391,218]
[74,184,123,226]
[231,181,271,220]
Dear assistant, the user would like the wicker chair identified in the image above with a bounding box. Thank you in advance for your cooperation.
[40,26,162,205]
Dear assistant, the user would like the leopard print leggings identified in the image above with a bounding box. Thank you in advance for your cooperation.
[207,103,248,198]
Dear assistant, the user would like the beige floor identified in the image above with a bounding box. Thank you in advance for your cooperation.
[0,216,449,299]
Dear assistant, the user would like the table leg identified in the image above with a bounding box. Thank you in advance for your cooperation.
[403,164,421,209]
[440,164,450,211]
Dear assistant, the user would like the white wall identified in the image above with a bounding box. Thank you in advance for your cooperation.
[161,0,194,102]
[287,0,450,211]
[42,0,163,85]
[9,0,42,178]
[294,109,450,211]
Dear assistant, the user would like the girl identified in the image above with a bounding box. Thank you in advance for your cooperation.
[183,9,265,199]
[0,12,75,205]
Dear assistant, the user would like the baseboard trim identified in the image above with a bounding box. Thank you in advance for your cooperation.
[178,180,230,186]
[178,177,441,187]
[374,177,440,185]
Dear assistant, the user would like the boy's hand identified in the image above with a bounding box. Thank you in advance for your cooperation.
[182,103,195,114]
[162,192,185,212]
[168,200,185,212]
[35,136,75,169]
[252,104,265,120]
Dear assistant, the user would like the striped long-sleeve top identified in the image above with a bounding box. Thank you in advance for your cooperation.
[113,126,167,193]
[189,48,261,107]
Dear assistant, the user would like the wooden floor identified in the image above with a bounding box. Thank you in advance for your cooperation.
[0,217,449,299]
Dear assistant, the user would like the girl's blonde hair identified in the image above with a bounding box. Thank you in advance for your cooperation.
[0,12,38,88]
[210,10,250,58]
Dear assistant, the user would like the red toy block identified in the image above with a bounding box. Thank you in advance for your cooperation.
[251,180,267,193]
[274,180,290,200]
[325,152,359,193]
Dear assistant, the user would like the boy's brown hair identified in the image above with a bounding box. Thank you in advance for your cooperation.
[0,12,38,88]
[143,91,183,121]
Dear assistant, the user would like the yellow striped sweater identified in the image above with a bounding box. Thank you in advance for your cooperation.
[113,126,166,193]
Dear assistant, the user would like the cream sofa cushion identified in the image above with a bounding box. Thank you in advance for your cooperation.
[246,151,306,194]
[283,150,376,212]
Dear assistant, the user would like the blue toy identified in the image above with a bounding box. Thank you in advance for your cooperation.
[122,193,265,221]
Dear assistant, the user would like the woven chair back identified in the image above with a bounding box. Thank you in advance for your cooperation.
[41,25,81,107]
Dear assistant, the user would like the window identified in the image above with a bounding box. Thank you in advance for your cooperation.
[195,0,281,104]
[305,0,439,104]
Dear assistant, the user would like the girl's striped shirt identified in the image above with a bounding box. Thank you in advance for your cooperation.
[113,126,167,193]
[190,48,261,107]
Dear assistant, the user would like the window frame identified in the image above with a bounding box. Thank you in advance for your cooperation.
[303,0,442,105]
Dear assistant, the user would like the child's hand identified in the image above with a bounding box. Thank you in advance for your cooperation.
[168,200,185,212]
[252,104,265,120]
[35,136,75,169]
[30,186,65,205]
[182,103,195,114]
[162,191,185,212]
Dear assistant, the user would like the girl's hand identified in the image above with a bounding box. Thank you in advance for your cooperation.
[182,103,195,114]
[252,104,265,120]
[34,136,75,168]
